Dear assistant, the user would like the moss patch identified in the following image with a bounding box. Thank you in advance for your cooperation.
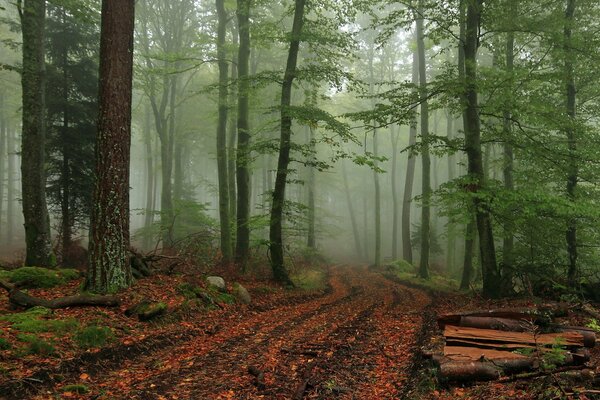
[74,325,113,349]
[0,307,79,334]
[0,267,80,288]
[17,334,56,356]
[0,337,11,350]
[62,384,89,394]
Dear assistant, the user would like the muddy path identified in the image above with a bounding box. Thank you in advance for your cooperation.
[24,265,433,400]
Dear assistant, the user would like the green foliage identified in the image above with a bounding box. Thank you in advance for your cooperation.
[177,283,203,299]
[73,325,113,349]
[0,307,78,334]
[542,338,567,371]
[410,223,444,256]
[586,319,600,333]
[2,267,80,288]
[17,334,56,356]
[0,337,11,350]
[387,259,416,274]
[62,384,89,394]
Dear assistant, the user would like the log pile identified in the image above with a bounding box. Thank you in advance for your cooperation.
[433,307,597,382]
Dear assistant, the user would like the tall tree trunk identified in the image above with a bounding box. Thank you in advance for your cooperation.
[0,93,6,244]
[228,20,238,229]
[464,0,500,298]
[391,125,399,260]
[460,216,475,290]
[171,77,182,203]
[402,48,418,265]
[564,0,578,286]
[306,126,316,249]
[7,125,15,244]
[143,105,154,249]
[416,0,430,279]
[216,0,232,263]
[61,58,72,261]
[502,9,515,291]
[19,0,53,266]
[342,161,362,259]
[367,44,381,268]
[269,0,306,284]
[87,0,135,293]
[446,112,456,272]
[235,0,251,269]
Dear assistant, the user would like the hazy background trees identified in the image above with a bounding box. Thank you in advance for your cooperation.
[2,0,600,298]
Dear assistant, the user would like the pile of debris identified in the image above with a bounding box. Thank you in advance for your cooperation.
[431,306,597,382]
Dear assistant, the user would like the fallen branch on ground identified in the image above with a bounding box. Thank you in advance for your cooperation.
[0,280,120,309]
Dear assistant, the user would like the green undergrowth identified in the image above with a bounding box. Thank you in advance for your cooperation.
[384,261,458,293]
[291,268,327,291]
[74,325,114,349]
[62,384,89,394]
[177,282,236,307]
[17,334,56,356]
[0,266,80,288]
[0,306,78,333]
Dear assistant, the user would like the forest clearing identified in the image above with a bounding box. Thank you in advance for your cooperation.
[3,0,600,398]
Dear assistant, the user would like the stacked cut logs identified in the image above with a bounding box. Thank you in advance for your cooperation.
[433,307,596,382]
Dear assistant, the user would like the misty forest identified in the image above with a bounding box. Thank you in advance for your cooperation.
[1,0,600,398]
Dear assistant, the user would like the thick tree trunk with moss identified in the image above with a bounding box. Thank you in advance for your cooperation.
[416,0,430,279]
[464,0,500,298]
[564,0,578,287]
[228,21,238,230]
[460,216,475,290]
[86,0,135,294]
[216,0,233,263]
[235,0,251,269]
[445,113,456,271]
[391,125,399,260]
[402,48,418,265]
[19,0,53,267]
[269,0,306,284]
[6,126,15,244]
[307,126,316,249]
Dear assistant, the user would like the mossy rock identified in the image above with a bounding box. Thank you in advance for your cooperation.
[177,283,203,299]
[0,338,11,350]
[4,267,80,288]
[232,283,251,304]
[126,301,167,321]
[0,307,78,334]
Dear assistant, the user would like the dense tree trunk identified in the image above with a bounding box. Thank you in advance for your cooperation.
[235,0,251,269]
[390,125,399,260]
[464,0,500,298]
[402,48,418,265]
[269,0,306,284]
[86,0,135,293]
[59,29,72,262]
[367,44,381,268]
[342,161,362,259]
[502,10,516,290]
[306,126,316,249]
[19,0,53,266]
[460,216,475,290]
[564,0,578,286]
[416,0,430,279]
[216,0,233,263]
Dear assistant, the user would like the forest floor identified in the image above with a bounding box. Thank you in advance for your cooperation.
[0,263,599,399]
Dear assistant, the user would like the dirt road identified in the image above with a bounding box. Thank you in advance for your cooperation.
[23,265,433,399]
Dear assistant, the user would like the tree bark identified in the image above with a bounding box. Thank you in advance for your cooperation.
[416,0,430,279]
[235,0,251,269]
[367,43,381,268]
[446,113,456,272]
[19,0,54,267]
[342,161,362,259]
[6,125,15,244]
[143,105,154,249]
[306,126,316,249]
[216,0,233,263]
[86,0,135,293]
[391,125,399,260]
[564,0,578,287]
[269,0,306,284]
[402,47,418,265]
[464,0,500,298]
[228,19,238,230]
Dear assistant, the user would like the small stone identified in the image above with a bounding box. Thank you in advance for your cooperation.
[233,283,251,304]
[206,276,226,291]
